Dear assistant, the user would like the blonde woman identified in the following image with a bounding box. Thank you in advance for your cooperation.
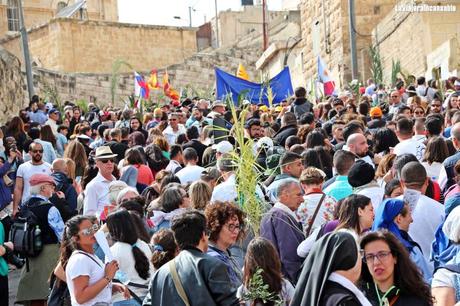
[189,180,212,210]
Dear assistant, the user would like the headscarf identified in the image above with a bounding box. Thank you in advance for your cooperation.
[372,198,412,250]
[432,194,460,268]
[291,230,361,306]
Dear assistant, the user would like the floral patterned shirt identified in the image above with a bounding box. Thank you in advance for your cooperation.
[296,192,336,236]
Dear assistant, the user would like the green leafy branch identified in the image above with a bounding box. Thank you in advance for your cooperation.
[241,268,283,306]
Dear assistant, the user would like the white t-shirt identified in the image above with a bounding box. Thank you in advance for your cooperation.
[176,165,204,185]
[422,161,443,181]
[66,251,112,306]
[110,240,154,301]
[393,138,426,161]
[16,161,52,204]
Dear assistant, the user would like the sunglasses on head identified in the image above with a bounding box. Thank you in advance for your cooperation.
[100,159,114,164]
[79,224,99,236]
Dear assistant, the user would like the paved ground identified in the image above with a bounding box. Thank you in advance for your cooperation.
[9,269,20,305]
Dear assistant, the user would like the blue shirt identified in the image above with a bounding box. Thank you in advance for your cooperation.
[56,133,68,157]
[29,110,48,125]
[323,175,353,201]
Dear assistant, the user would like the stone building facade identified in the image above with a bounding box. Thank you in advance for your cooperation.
[0,18,197,74]
[0,0,118,38]
[0,47,25,123]
[299,0,395,88]
[373,1,460,83]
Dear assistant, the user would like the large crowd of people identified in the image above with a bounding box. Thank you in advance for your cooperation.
[0,75,460,306]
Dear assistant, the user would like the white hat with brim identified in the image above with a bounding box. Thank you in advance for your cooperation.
[212,100,226,109]
[212,140,233,154]
[94,146,118,159]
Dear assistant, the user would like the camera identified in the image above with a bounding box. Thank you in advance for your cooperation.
[3,245,25,269]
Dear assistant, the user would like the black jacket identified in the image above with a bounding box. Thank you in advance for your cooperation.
[319,281,361,306]
[182,140,208,166]
[362,282,431,306]
[273,124,298,147]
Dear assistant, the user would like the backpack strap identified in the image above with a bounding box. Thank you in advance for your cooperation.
[75,251,102,268]
[438,264,460,274]
[168,259,190,306]
[305,193,326,236]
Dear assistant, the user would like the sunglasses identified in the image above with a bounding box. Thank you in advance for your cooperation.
[31,149,44,153]
[414,111,425,115]
[99,159,114,164]
[79,224,99,236]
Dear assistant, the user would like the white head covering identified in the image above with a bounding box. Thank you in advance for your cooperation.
[443,205,460,243]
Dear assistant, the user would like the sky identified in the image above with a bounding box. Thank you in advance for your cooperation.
[118,0,283,27]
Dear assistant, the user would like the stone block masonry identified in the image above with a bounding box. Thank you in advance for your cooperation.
[0,47,25,125]
[27,46,263,107]
[0,18,197,74]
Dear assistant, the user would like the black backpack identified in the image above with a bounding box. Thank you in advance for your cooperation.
[9,201,47,258]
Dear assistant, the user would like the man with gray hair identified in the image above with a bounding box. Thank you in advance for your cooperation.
[260,179,305,284]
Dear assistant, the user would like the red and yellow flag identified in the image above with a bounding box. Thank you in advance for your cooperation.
[147,69,161,90]
[236,63,249,81]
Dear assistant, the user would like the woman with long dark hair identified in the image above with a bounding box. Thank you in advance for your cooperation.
[238,237,295,306]
[6,116,28,152]
[360,231,433,305]
[129,117,148,141]
[106,209,154,305]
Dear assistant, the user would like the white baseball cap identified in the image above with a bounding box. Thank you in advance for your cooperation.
[212,140,233,154]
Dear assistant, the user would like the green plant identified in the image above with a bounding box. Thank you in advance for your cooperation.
[241,268,283,306]
[391,59,401,88]
[75,99,89,113]
[217,95,267,235]
[347,79,362,98]
[41,80,61,110]
[110,59,133,105]
[369,45,383,85]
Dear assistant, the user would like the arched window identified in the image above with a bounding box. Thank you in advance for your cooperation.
[7,0,20,32]
[57,1,68,13]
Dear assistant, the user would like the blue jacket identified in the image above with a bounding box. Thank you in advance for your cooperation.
[0,161,12,210]
[442,151,460,192]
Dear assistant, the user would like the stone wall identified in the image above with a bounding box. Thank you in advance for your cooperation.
[300,0,394,87]
[373,0,460,82]
[0,0,118,38]
[0,47,25,124]
[27,46,262,107]
[0,18,197,74]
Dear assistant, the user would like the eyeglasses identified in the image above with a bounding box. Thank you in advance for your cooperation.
[363,250,392,264]
[79,224,99,236]
[31,149,44,153]
[45,183,56,190]
[169,118,177,121]
[226,223,244,232]
[432,105,441,108]
[99,159,114,164]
